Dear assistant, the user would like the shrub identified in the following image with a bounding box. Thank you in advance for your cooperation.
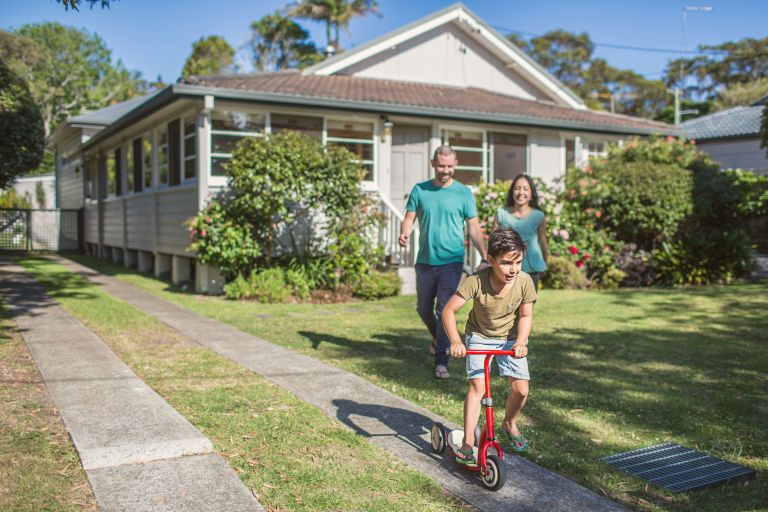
[351,270,402,299]
[223,268,289,303]
[542,256,589,289]
[614,243,655,287]
[474,179,511,234]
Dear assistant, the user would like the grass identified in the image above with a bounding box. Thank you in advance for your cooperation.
[0,302,96,511]
[61,254,768,512]
[19,257,470,512]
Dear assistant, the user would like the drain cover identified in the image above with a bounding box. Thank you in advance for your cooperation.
[600,442,755,493]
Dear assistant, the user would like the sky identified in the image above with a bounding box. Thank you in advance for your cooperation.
[1,0,766,85]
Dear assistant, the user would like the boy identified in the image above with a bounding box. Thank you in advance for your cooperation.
[442,226,536,465]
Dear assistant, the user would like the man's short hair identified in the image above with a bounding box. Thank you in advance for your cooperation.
[432,144,457,161]
[488,226,527,258]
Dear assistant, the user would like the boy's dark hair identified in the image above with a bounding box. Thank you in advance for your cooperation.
[488,226,527,258]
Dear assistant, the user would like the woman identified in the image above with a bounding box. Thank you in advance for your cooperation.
[495,174,549,290]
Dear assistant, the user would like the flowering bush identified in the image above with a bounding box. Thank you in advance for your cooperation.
[474,179,511,237]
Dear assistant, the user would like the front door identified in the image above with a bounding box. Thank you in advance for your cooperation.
[391,125,430,214]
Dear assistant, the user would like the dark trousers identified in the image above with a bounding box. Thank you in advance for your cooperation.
[415,262,464,367]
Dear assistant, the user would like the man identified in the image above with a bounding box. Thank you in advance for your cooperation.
[399,145,488,380]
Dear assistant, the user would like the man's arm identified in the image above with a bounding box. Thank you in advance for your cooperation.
[513,302,533,358]
[466,217,488,262]
[399,210,417,247]
[442,293,468,358]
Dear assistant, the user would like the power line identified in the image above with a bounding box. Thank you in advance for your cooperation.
[494,25,728,55]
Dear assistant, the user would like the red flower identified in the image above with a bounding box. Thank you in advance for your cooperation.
[584,254,591,260]
[200,229,207,238]
[575,260,584,268]
[568,245,579,255]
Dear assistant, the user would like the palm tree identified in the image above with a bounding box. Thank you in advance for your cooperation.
[287,0,380,53]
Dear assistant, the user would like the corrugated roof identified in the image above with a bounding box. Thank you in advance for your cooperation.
[69,93,157,126]
[179,73,671,134]
[681,105,764,140]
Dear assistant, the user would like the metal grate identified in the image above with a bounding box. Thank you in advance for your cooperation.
[600,443,755,493]
[0,209,81,252]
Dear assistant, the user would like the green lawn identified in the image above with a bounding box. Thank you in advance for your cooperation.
[59,254,768,512]
[19,257,470,512]
[0,303,96,511]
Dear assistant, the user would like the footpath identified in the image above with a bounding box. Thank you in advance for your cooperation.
[47,255,627,512]
[0,260,264,512]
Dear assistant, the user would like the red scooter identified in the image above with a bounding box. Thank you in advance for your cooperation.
[430,348,517,491]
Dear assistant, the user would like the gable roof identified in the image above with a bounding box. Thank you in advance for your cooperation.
[303,2,586,110]
[68,94,158,127]
[681,105,764,141]
[179,73,671,135]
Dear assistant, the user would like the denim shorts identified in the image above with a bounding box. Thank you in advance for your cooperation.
[465,332,530,381]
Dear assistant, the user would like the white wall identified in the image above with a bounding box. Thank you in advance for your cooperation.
[697,138,768,175]
[12,175,56,209]
[343,24,550,102]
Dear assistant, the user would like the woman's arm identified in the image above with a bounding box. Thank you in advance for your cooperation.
[442,294,468,357]
[537,215,549,265]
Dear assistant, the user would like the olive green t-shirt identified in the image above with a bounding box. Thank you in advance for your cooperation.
[455,267,537,340]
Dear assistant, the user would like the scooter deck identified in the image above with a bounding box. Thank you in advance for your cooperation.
[447,429,479,466]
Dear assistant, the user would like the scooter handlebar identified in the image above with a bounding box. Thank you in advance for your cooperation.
[445,348,517,356]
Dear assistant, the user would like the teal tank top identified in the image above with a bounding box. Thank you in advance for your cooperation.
[496,207,548,273]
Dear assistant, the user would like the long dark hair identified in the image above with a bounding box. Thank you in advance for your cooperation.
[505,174,540,210]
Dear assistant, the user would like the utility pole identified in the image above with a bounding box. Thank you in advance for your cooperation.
[676,5,713,125]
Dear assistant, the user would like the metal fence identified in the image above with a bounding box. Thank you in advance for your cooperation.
[0,209,81,252]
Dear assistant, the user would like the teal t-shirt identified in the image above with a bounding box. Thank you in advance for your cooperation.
[406,180,477,265]
[496,207,548,273]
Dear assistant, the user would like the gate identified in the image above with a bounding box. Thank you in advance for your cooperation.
[0,209,82,252]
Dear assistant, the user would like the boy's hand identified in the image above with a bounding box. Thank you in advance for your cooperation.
[512,342,528,358]
[450,341,466,358]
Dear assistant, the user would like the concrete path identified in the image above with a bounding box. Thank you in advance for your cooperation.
[0,260,264,512]
[56,256,627,512]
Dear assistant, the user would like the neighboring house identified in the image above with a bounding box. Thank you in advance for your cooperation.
[48,2,674,294]
[11,174,55,209]
[681,95,768,176]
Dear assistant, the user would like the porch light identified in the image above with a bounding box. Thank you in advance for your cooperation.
[381,117,394,142]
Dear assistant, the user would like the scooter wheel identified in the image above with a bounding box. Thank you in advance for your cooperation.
[430,422,446,454]
[481,454,506,491]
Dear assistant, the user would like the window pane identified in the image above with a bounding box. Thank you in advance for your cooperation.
[447,130,482,148]
[184,119,196,136]
[455,150,483,168]
[184,135,196,157]
[212,133,245,153]
[212,111,265,132]
[106,154,116,196]
[126,144,134,192]
[454,169,482,186]
[143,136,152,189]
[327,120,373,139]
[361,163,373,182]
[211,156,229,176]
[565,139,575,169]
[271,113,322,139]
[184,159,196,181]
[491,132,526,182]
[328,141,373,161]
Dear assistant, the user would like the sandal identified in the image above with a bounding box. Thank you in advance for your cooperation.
[455,446,477,467]
[502,428,529,452]
[428,338,437,356]
[434,365,450,380]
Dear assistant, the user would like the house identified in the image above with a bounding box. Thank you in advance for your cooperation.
[49,3,674,294]
[681,95,768,176]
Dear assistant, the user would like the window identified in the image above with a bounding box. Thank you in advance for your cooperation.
[210,110,265,176]
[132,138,143,192]
[168,119,181,186]
[565,139,576,171]
[106,152,117,197]
[142,134,153,189]
[114,148,123,196]
[126,142,135,193]
[271,113,322,139]
[442,129,485,185]
[327,120,375,181]
[490,132,526,182]
[183,117,196,181]
[585,141,607,162]
[157,127,169,186]
[85,161,96,199]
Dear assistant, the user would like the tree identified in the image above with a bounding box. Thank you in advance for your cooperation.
[760,103,768,158]
[57,0,115,10]
[288,0,379,52]
[664,37,768,100]
[0,60,44,188]
[248,12,321,71]
[2,23,146,136]
[712,78,768,111]
[527,30,594,90]
[181,36,236,77]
